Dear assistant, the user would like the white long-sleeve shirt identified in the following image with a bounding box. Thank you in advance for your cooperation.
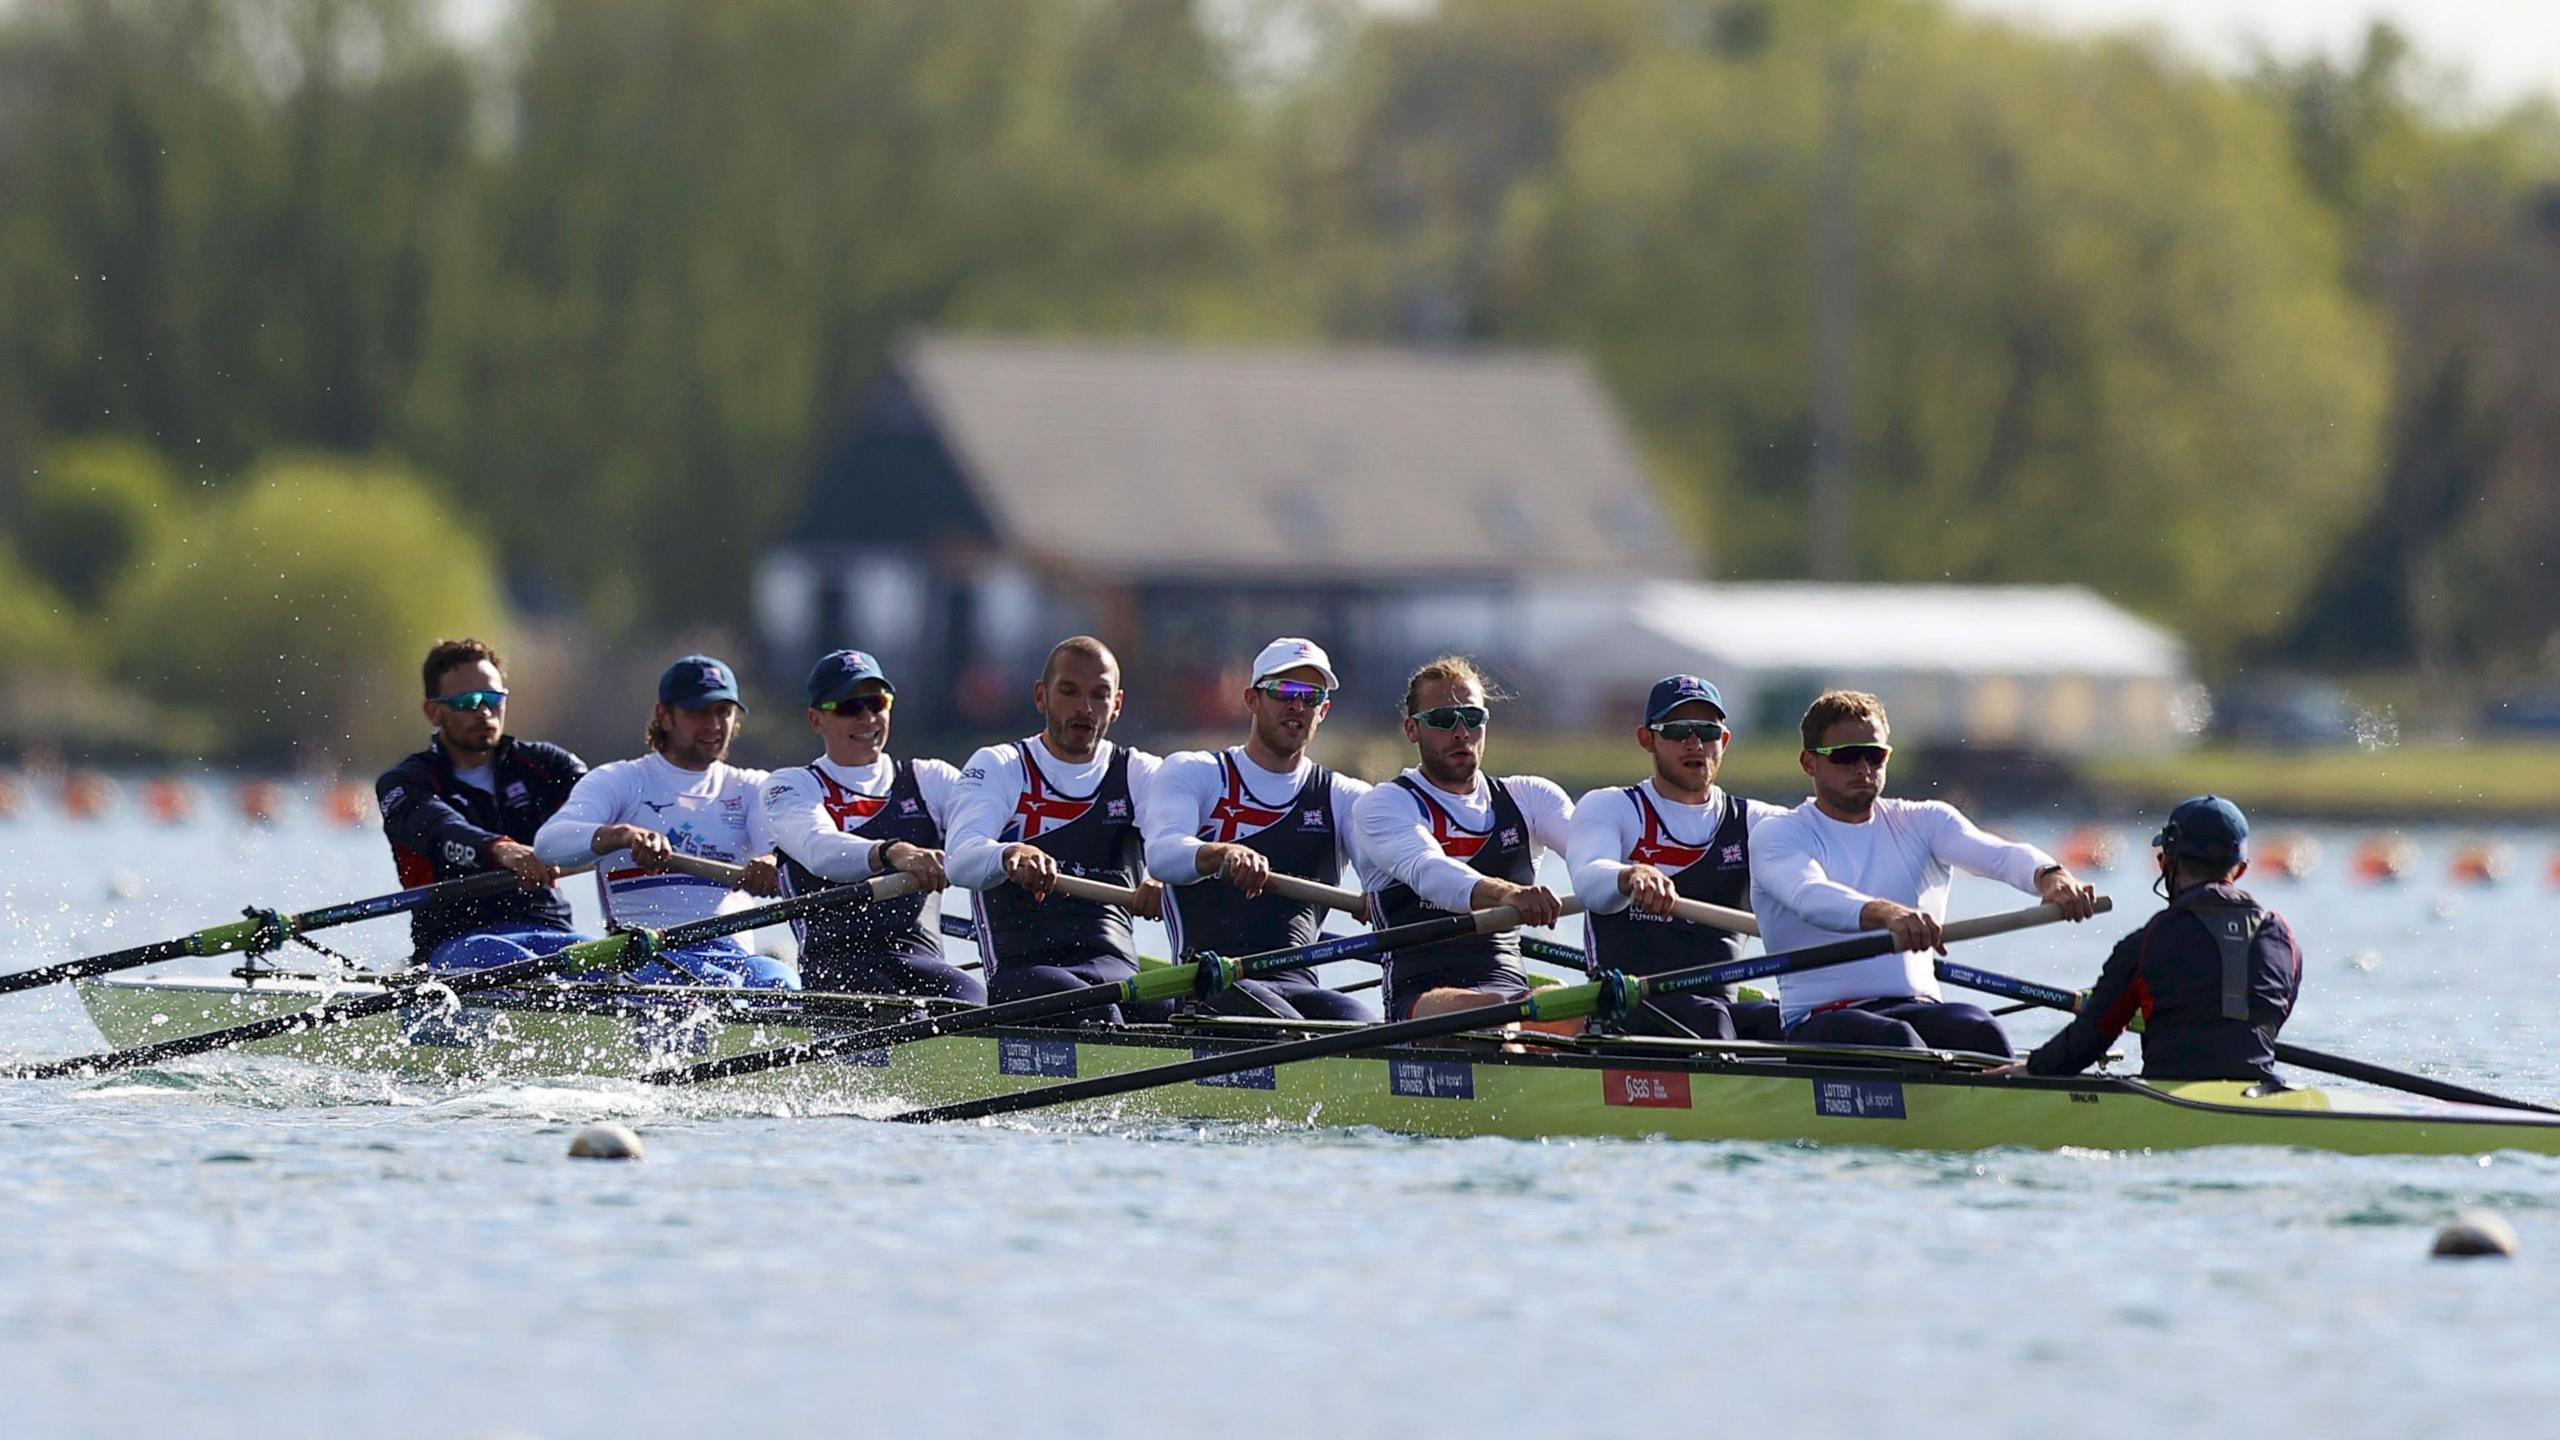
[1350,769,1573,914]
[761,753,961,883]
[944,736,1162,891]
[532,751,773,931]
[1568,781,1788,915]
[1139,747,1369,885]
[1748,797,2057,1025]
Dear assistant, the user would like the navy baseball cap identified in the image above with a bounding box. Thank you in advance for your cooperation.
[806,649,893,707]
[2154,795,2248,863]
[659,654,746,712]
[1644,674,1727,725]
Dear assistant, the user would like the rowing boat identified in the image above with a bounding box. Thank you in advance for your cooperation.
[68,971,2560,1156]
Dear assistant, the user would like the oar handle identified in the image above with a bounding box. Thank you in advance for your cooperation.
[1468,898,1586,934]
[1257,872,1369,920]
[1046,872,1147,907]
[1941,896,2111,944]
[1665,897,1759,936]
[658,853,750,885]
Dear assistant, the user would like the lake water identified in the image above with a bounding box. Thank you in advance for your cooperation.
[4,798,2560,1438]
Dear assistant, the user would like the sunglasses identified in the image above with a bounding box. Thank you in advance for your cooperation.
[1649,719,1728,744]
[1254,679,1332,706]
[818,694,892,716]
[1412,704,1489,732]
[431,688,508,713]
[1810,742,1892,768]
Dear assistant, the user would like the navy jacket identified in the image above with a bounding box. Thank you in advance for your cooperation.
[2026,881,2302,1082]
[376,735,587,955]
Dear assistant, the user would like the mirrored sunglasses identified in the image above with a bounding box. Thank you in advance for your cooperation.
[1649,719,1728,744]
[1413,704,1489,732]
[1254,679,1332,706]
[431,688,508,713]
[1810,742,1892,767]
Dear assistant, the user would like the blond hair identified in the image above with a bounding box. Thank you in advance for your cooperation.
[1403,655,1502,716]
[1800,690,1889,750]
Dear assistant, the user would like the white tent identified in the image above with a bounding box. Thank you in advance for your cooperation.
[1513,581,2195,755]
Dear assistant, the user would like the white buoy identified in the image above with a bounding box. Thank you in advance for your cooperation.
[2431,1208,2519,1259]
[568,1122,644,1161]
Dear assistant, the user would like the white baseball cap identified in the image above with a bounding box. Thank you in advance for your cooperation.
[1250,637,1338,690]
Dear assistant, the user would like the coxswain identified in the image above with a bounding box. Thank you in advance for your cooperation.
[1567,675,1784,1041]
[376,638,594,970]
[760,649,976,1000]
[1749,690,2096,1054]
[1990,796,2301,1081]
[943,636,1168,1024]
[1351,656,1572,1021]
[1139,637,1376,1021]
[532,654,796,988]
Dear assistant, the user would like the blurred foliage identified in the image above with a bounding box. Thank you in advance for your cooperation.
[110,454,511,764]
[0,0,2556,746]
[12,437,183,608]
[0,549,91,675]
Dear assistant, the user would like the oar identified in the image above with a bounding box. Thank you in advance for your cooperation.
[889,899,2093,1124]
[645,896,1582,1086]
[8,875,917,1081]
[1934,958,2560,1116]
[1257,872,1370,922]
[0,866,595,998]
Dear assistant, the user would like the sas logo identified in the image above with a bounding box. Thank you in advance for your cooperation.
[962,767,987,781]
[1299,808,1329,830]
[1105,798,1130,819]
[1498,828,1520,848]
[766,784,793,805]
[1721,843,1745,866]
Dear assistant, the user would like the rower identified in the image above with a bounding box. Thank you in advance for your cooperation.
[1140,637,1376,1021]
[1567,675,1784,1042]
[531,654,796,988]
[376,638,595,971]
[944,636,1168,1024]
[1991,796,2302,1082]
[1749,690,2096,1054]
[1351,656,1573,1021]
[761,649,976,1000]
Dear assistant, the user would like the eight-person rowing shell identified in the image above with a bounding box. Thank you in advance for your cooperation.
[762,649,975,1001]
[1141,637,1376,1022]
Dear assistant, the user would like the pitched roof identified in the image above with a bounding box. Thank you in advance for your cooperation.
[896,333,1698,580]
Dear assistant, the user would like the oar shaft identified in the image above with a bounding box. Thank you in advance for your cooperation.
[0,867,568,997]
[1934,954,2558,1117]
[894,899,2093,1123]
[12,876,912,1080]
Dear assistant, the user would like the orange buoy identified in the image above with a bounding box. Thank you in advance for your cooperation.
[324,781,374,828]
[2549,851,2560,889]
[2057,827,2121,873]
[0,773,19,820]
[2350,834,2414,885]
[141,777,196,825]
[2253,833,2318,881]
[59,771,114,820]
[234,779,284,826]
[2448,841,2511,887]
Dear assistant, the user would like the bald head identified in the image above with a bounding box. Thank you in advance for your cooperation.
[1040,635,1121,687]
[1034,635,1126,762]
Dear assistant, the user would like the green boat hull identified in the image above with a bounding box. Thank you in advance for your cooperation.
[71,974,2560,1157]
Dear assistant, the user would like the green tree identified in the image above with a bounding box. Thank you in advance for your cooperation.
[110,453,512,762]
[11,437,182,609]
[1504,2,2388,660]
